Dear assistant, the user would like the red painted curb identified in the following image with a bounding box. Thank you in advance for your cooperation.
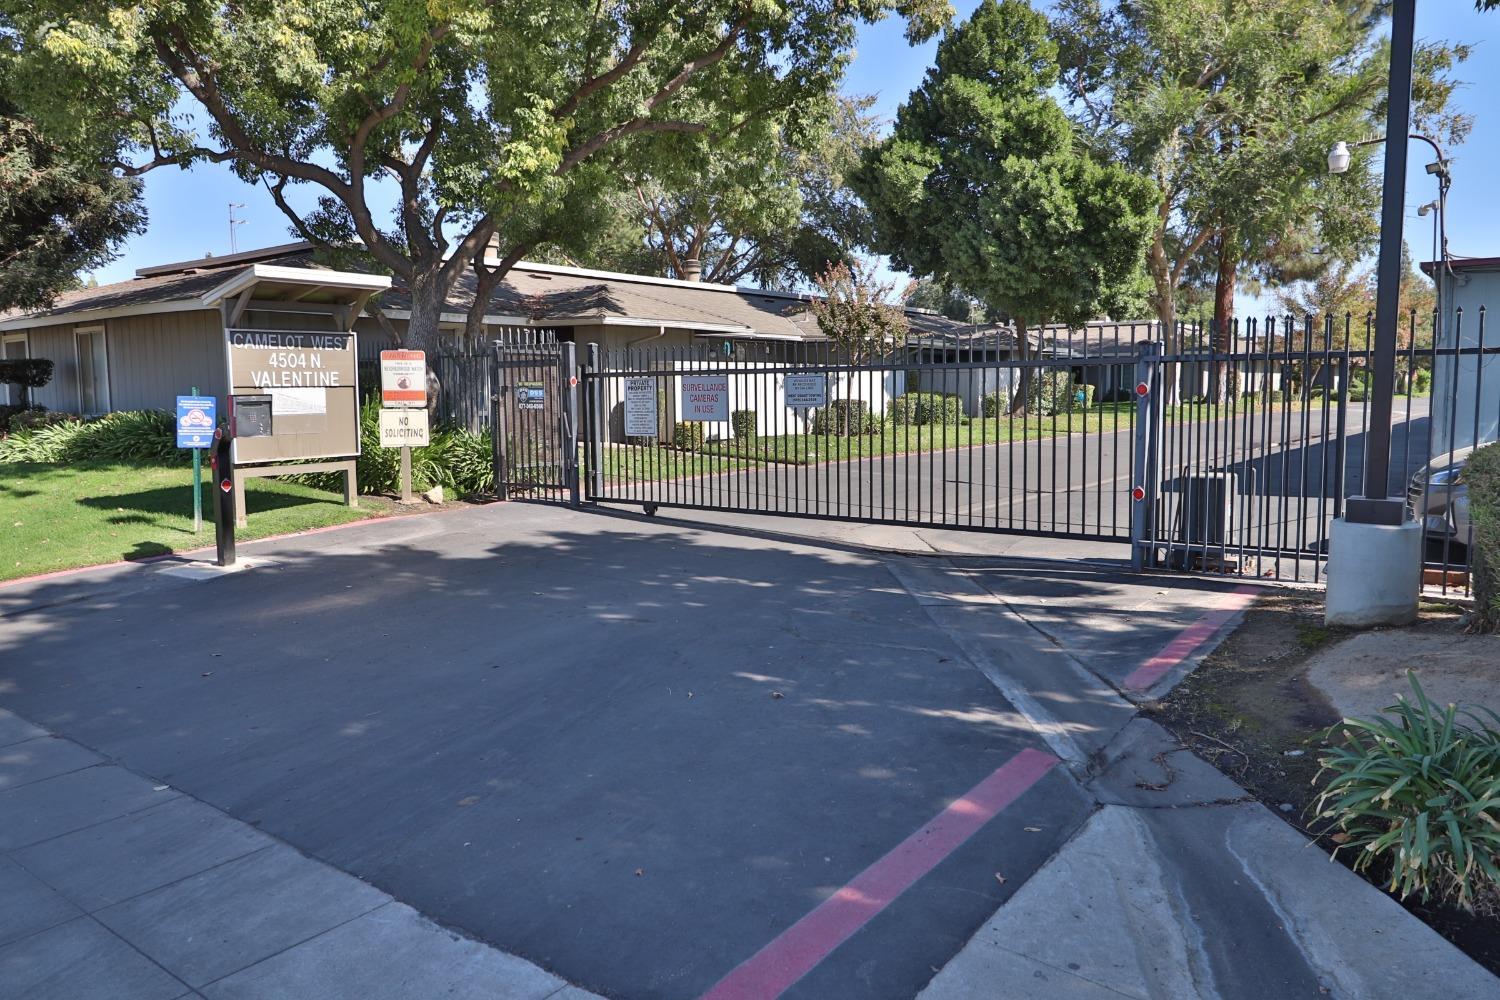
[699,747,1059,1000]
[1122,584,1260,691]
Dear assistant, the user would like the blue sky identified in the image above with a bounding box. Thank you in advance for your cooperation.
[94,1,1499,314]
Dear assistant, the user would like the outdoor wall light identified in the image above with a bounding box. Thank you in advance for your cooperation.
[1327,141,1352,174]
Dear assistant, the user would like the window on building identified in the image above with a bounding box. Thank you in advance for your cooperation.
[2,333,28,406]
[75,326,110,415]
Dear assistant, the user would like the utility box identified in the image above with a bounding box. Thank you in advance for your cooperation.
[1177,471,1238,548]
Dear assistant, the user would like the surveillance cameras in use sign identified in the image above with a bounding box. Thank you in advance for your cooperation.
[681,374,730,422]
[380,350,427,408]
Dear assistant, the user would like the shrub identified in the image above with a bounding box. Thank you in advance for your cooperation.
[980,391,1010,418]
[730,409,758,439]
[427,426,494,497]
[1413,368,1433,394]
[0,409,175,463]
[890,392,962,425]
[1313,672,1500,909]
[1470,442,1500,633]
[673,420,704,451]
[0,358,54,408]
[811,399,876,436]
[1023,370,1075,416]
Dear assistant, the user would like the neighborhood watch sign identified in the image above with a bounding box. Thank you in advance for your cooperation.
[228,331,355,389]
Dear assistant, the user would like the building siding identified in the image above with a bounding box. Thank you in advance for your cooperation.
[105,310,226,412]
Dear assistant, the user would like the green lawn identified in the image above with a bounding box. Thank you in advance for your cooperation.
[698,410,1133,467]
[594,444,755,483]
[0,460,391,581]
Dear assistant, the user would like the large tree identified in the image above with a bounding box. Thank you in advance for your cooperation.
[604,94,880,287]
[852,0,1156,411]
[0,98,144,311]
[2,2,948,350]
[1054,0,1469,401]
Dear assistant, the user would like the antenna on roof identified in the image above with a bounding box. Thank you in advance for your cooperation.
[229,203,246,254]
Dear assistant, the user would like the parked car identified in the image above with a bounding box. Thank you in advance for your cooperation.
[1407,446,1479,545]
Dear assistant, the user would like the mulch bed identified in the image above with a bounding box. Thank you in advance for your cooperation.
[1143,590,1500,977]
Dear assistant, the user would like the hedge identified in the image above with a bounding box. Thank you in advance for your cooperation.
[980,391,1010,418]
[890,392,962,426]
[811,399,877,436]
[1469,442,1500,632]
[0,410,177,463]
[730,409,758,439]
[1024,370,1076,416]
[0,400,497,500]
[673,420,705,451]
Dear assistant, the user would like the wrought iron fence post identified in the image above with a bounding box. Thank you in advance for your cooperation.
[1131,340,1163,571]
[560,341,581,509]
[585,343,604,501]
[491,342,509,500]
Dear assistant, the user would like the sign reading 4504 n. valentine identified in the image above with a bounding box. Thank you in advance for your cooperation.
[227,330,355,389]
[680,374,729,422]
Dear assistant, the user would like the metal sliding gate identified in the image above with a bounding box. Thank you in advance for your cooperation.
[579,335,1140,543]
[563,312,1492,590]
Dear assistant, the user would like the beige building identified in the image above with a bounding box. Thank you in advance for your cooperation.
[0,242,974,417]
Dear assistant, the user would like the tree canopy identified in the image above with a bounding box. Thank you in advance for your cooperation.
[0,98,144,312]
[1052,0,1469,370]
[591,94,880,288]
[1,1,950,348]
[852,0,1156,368]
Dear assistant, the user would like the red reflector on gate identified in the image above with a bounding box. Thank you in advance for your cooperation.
[569,376,578,387]
[1135,382,1150,396]
[220,479,232,493]
[1132,486,1146,501]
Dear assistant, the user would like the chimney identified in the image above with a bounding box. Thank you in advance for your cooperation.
[682,258,702,282]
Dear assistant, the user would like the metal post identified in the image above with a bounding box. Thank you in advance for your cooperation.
[586,343,604,500]
[211,431,236,567]
[491,344,508,501]
[560,341,582,508]
[1347,0,1414,526]
[190,384,202,533]
[399,446,413,502]
[1130,341,1162,571]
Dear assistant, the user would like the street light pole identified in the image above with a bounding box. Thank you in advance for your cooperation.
[1346,0,1416,525]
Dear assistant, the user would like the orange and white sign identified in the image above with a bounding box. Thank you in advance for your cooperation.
[380,350,427,408]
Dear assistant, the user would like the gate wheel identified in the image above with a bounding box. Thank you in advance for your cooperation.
[643,503,659,517]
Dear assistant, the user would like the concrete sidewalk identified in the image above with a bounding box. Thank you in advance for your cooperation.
[920,719,1500,1000]
[0,710,601,1000]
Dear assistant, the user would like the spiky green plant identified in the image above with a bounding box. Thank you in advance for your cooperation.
[1313,672,1500,909]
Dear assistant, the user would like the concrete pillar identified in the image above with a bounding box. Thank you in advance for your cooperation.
[1325,518,1423,627]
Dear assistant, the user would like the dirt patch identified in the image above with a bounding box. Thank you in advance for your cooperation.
[1144,591,1500,977]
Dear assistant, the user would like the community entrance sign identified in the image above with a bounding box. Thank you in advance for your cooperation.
[225,329,360,465]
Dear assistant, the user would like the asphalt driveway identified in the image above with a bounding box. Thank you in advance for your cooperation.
[0,504,1111,999]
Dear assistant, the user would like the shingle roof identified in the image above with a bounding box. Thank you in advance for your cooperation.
[3,243,978,344]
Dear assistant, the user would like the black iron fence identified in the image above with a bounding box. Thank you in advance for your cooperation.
[572,310,1496,591]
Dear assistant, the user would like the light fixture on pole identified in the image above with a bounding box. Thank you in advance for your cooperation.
[1327,141,1352,174]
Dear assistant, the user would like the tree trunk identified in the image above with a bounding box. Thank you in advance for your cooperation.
[1211,233,1237,403]
[1149,236,1179,406]
[1008,317,1031,416]
[403,275,450,415]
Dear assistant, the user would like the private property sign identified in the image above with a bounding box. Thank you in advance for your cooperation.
[624,377,658,437]
[380,350,427,408]
[379,407,430,447]
[681,374,730,422]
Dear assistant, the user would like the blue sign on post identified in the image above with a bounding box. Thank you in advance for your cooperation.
[176,395,216,448]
